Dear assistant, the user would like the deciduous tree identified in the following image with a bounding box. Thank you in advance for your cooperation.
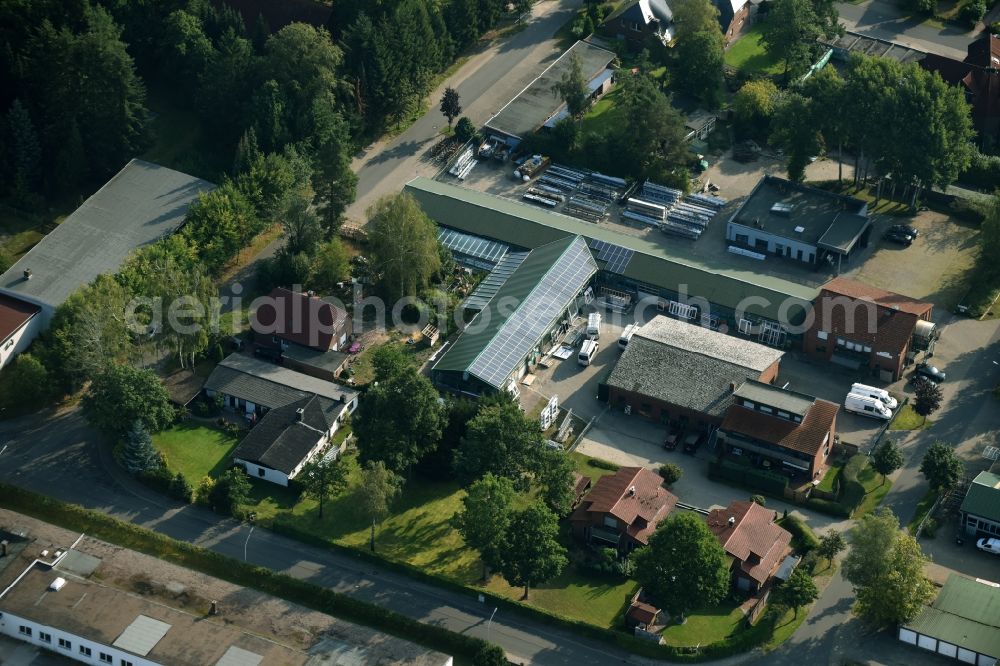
[671,0,724,107]
[210,467,252,515]
[310,238,351,293]
[453,473,516,578]
[871,439,904,485]
[454,400,543,486]
[299,455,349,518]
[440,87,462,127]
[919,442,964,492]
[816,530,846,568]
[734,79,779,140]
[83,364,174,441]
[357,460,403,551]
[366,193,442,302]
[633,512,730,621]
[770,92,822,182]
[913,379,943,423]
[497,503,568,599]
[612,71,688,183]
[355,368,444,474]
[774,567,818,618]
[551,52,589,118]
[843,508,933,627]
[534,449,576,517]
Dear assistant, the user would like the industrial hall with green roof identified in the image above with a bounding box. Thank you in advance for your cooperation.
[431,235,598,396]
[898,574,1000,666]
[406,177,817,342]
[959,470,1000,539]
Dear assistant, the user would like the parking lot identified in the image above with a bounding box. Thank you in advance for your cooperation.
[446,149,980,312]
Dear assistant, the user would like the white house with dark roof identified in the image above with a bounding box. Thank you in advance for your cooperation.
[0,159,214,370]
[232,394,349,486]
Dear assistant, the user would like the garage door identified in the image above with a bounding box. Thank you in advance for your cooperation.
[918,634,937,651]
[938,642,958,658]
[899,629,917,645]
[958,648,977,664]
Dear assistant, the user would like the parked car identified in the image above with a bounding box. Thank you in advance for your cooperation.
[889,223,918,239]
[682,431,705,454]
[915,362,946,384]
[976,537,1000,555]
[883,230,913,246]
[663,422,683,450]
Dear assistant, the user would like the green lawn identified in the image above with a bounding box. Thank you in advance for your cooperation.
[247,450,635,628]
[580,89,624,138]
[853,463,893,517]
[152,422,240,483]
[907,489,938,535]
[570,452,619,485]
[724,27,783,76]
[815,464,842,494]
[890,403,932,430]
[661,599,746,646]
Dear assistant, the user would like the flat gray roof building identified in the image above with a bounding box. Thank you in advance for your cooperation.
[0,159,215,317]
[485,40,616,144]
[726,176,870,269]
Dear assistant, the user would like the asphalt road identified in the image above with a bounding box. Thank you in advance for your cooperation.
[0,408,677,666]
[836,0,980,59]
[344,0,584,224]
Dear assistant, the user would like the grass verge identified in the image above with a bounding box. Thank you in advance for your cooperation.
[0,483,497,664]
[907,489,938,535]
[889,403,932,430]
[853,464,893,517]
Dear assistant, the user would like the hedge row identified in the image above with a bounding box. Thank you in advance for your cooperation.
[778,515,821,554]
[0,483,497,664]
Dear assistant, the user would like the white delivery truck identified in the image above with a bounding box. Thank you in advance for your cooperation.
[578,339,599,366]
[850,383,898,409]
[844,393,893,420]
[586,312,602,339]
[618,323,638,351]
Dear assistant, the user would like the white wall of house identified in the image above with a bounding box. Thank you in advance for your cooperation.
[0,610,159,666]
[726,222,818,263]
[0,314,43,370]
[236,459,290,486]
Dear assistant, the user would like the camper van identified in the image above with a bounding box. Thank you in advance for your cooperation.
[850,383,898,409]
[618,323,638,351]
[844,393,893,420]
[587,313,602,339]
[578,339,599,366]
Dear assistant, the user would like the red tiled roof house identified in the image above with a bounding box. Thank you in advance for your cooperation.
[804,277,934,382]
[706,500,792,593]
[251,288,352,380]
[718,380,839,480]
[570,467,677,555]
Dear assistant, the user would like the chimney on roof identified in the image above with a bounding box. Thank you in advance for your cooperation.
[730,382,736,393]
[1,540,7,557]
[296,407,305,421]
[22,269,31,281]
[728,516,736,527]
[210,600,219,615]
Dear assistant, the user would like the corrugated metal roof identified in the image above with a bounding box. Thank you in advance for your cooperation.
[960,471,1000,523]
[405,178,817,322]
[0,159,214,311]
[434,236,596,389]
[904,575,1000,659]
[113,615,172,656]
[204,354,358,409]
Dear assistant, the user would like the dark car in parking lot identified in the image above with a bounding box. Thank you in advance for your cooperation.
[682,431,705,454]
[915,362,946,383]
[664,422,683,450]
[889,224,918,239]
[884,230,913,246]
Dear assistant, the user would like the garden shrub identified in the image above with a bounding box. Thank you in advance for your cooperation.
[961,0,987,25]
[805,497,851,518]
[587,457,619,471]
[778,515,820,553]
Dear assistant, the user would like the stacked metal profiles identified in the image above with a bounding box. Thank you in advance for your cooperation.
[639,181,683,206]
[448,148,477,180]
[536,164,585,193]
[564,196,607,222]
[523,186,564,207]
[686,193,726,209]
[623,197,667,228]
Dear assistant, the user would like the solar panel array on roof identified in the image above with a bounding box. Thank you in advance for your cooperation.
[462,251,529,311]
[112,615,172,656]
[438,228,509,268]
[468,237,596,388]
[589,239,634,275]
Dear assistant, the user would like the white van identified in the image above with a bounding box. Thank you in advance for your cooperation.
[578,339,599,366]
[618,323,638,351]
[587,313,602,339]
[844,393,893,420]
[850,383,898,409]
